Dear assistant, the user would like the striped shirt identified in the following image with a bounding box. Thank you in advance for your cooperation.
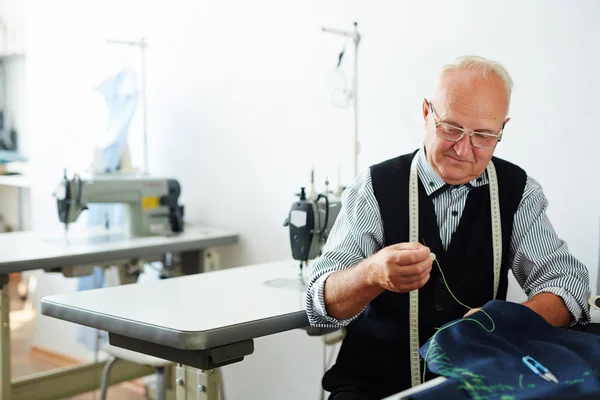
[305,147,591,328]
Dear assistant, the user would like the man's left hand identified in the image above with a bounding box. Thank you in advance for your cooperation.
[464,308,481,318]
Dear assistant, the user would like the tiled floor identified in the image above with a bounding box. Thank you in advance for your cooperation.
[9,278,146,400]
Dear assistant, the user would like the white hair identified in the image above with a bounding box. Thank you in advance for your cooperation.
[435,55,513,109]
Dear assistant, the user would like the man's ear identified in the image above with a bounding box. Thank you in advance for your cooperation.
[503,117,510,129]
[422,98,430,123]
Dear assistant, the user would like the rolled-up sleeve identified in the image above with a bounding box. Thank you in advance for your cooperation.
[304,169,384,328]
[509,176,591,326]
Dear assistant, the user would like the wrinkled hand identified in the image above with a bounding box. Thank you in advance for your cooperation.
[369,242,433,293]
[464,307,481,318]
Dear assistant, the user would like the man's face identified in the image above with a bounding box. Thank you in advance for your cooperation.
[422,69,509,185]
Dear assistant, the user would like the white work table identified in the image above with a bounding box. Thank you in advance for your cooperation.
[42,260,310,400]
[383,377,447,399]
[0,225,238,274]
[42,260,309,354]
[0,224,239,400]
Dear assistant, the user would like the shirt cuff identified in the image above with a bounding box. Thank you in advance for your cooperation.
[528,286,590,327]
[312,271,363,326]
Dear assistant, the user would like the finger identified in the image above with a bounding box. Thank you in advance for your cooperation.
[393,273,431,292]
[388,242,426,252]
[463,308,480,318]
[387,257,433,278]
[393,267,431,285]
[390,246,431,265]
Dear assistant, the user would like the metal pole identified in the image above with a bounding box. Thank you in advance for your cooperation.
[156,366,167,400]
[352,22,359,179]
[322,22,361,180]
[140,37,148,175]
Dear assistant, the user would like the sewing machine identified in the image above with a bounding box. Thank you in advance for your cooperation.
[54,170,185,237]
[283,180,343,270]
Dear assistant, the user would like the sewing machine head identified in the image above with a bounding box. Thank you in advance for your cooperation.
[54,170,184,237]
[283,185,342,264]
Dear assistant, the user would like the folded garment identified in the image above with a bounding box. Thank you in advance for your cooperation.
[409,300,600,400]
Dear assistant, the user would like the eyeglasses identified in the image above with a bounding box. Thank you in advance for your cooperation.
[429,102,504,149]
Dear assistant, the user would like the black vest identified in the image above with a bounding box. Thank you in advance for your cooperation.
[322,151,527,399]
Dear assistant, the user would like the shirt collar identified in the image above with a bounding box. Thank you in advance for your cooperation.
[416,146,489,197]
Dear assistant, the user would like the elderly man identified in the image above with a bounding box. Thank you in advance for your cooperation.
[305,55,591,399]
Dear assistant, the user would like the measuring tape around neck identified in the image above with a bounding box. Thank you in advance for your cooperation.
[408,155,502,387]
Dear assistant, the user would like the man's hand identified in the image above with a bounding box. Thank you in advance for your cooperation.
[368,242,433,293]
[464,308,481,318]
[322,242,433,320]
[460,294,573,326]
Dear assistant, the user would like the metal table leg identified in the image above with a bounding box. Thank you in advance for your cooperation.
[175,365,220,400]
[180,250,205,275]
[0,274,11,400]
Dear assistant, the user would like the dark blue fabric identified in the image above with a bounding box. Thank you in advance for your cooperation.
[410,300,600,400]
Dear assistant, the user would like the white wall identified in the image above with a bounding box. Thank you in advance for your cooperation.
[18,0,600,399]
[0,0,28,231]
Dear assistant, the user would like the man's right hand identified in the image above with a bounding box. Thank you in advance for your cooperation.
[367,242,433,293]
[320,242,434,321]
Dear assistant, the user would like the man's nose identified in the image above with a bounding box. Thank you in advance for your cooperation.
[453,133,473,158]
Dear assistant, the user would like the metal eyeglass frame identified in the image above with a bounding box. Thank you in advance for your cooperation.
[429,101,505,149]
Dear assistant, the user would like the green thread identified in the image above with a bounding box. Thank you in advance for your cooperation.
[565,379,585,384]
[422,257,496,382]
[434,256,494,326]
